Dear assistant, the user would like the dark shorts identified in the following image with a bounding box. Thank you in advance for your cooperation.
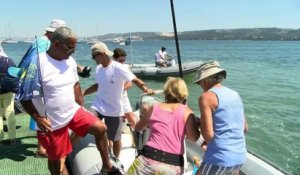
[89,108,123,141]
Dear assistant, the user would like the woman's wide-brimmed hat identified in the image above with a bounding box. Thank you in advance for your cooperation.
[194,60,226,83]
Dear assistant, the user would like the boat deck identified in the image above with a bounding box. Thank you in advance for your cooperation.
[0,113,49,175]
[0,113,291,175]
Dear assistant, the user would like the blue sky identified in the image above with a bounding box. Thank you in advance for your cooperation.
[1,0,300,38]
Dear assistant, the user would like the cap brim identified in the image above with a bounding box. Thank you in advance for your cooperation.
[106,50,113,57]
[193,69,226,84]
[45,27,55,32]
[193,79,201,84]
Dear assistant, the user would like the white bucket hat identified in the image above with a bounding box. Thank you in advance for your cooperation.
[194,60,226,83]
[45,19,66,32]
[90,42,113,57]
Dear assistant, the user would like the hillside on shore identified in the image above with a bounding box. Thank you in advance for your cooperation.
[93,28,300,41]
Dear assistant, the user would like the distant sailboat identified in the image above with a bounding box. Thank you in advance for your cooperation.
[77,38,87,43]
[19,39,34,44]
[2,23,18,44]
[19,31,34,44]
[119,41,125,45]
[86,38,99,44]
[2,38,18,44]
[112,36,125,43]
[129,35,143,41]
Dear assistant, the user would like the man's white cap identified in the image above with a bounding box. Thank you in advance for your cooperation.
[45,19,66,32]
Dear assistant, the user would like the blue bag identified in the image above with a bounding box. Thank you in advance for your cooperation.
[0,67,20,93]
[0,56,20,94]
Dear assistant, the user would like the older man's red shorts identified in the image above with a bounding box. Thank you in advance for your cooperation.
[37,107,98,160]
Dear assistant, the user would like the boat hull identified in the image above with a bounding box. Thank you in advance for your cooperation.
[69,130,288,175]
[68,95,289,175]
[131,61,202,78]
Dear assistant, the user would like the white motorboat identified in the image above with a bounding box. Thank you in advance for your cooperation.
[131,61,202,79]
[119,41,126,45]
[68,93,290,175]
[1,38,18,44]
[131,55,202,79]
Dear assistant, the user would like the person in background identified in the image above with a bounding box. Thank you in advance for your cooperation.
[83,42,154,159]
[37,19,91,77]
[0,48,16,145]
[112,48,136,128]
[155,46,168,67]
[21,27,120,175]
[194,60,248,175]
[127,77,200,175]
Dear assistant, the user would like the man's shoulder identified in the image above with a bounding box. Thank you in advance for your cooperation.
[38,52,48,60]
[116,63,133,74]
[201,90,218,102]
[112,61,126,69]
[68,55,76,62]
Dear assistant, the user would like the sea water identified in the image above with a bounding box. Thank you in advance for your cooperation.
[2,40,300,174]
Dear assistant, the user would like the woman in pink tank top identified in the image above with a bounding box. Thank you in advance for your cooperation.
[127,77,200,175]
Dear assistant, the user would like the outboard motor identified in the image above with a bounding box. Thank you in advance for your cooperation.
[132,92,163,152]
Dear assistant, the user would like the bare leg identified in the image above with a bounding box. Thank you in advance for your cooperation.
[108,139,113,155]
[125,112,136,129]
[36,141,47,156]
[70,132,81,146]
[157,61,167,67]
[60,166,69,175]
[48,159,61,175]
[60,156,69,175]
[125,112,137,147]
[88,120,112,171]
[113,139,122,158]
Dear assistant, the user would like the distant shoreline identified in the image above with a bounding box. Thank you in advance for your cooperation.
[2,28,300,42]
[90,28,300,41]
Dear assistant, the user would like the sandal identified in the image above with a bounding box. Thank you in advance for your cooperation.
[100,166,123,175]
[34,151,48,158]
[9,139,16,145]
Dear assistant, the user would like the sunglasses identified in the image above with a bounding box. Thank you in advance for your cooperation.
[92,53,101,59]
[117,59,126,63]
[58,41,76,53]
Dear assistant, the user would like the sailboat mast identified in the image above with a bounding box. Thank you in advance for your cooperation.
[170,0,183,78]
[130,33,133,66]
